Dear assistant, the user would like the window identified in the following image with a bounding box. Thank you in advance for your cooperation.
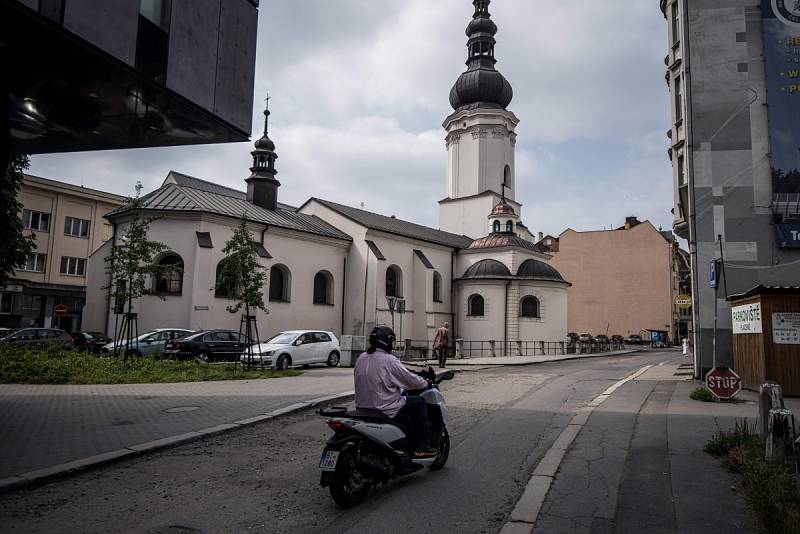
[506,221,514,233]
[153,254,183,295]
[136,0,172,83]
[212,331,233,342]
[0,293,12,314]
[433,271,443,303]
[21,209,50,232]
[386,266,403,298]
[493,220,501,233]
[102,224,113,242]
[671,2,680,46]
[60,257,87,276]
[677,154,686,186]
[674,74,683,123]
[269,265,291,302]
[214,259,237,299]
[314,332,332,343]
[503,165,511,188]
[313,271,334,305]
[22,253,47,273]
[520,296,540,318]
[64,216,90,238]
[468,294,484,317]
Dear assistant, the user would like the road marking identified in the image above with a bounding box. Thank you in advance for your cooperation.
[501,364,653,533]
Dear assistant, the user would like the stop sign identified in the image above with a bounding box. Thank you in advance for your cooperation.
[53,304,68,317]
[705,367,742,400]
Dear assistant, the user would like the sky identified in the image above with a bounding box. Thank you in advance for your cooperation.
[29,0,674,239]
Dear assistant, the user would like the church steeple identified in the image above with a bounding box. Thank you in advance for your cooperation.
[246,97,280,211]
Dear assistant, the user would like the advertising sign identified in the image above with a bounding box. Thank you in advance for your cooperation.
[773,312,800,344]
[710,259,718,289]
[763,0,800,236]
[775,223,800,247]
[732,303,763,334]
[676,294,692,309]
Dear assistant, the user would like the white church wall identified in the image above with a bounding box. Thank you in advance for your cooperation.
[456,281,506,354]
[440,193,520,239]
[516,283,569,341]
[83,239,112,333]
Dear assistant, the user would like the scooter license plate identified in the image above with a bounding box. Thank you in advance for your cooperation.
[319,450,340,472]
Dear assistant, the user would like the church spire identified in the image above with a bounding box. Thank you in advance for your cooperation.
[246,97,280,211]
[449,0,513,111]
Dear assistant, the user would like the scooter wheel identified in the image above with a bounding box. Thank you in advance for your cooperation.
[329,453,371,508]
[428,427,450,470]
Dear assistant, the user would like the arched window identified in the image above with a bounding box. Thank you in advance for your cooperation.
[503,164,511,187]
[520,296,540,318]
[433,271,442,303]
[492,220,501,233]
[386,265,403,297]
[468,294,484,317]
[506,221,514,233]
[154,254,183,295]
[214,259,237,299]
[313,271,334,305]
[269,264,291,302]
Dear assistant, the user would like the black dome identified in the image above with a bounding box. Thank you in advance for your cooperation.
[254,135,275,151]
[516,259,566,282]
[450,69,513,111]
[466,17,497,37]
[462,259,511,279]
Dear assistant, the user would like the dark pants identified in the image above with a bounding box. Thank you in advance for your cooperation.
[393,395,429,449]
[434,346,447,368]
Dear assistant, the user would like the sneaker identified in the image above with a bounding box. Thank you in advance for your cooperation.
[413,447,438,458]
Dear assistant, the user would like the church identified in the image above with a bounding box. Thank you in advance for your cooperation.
[84,0,570,355]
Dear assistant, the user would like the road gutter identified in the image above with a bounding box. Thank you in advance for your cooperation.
[500,365,653,534]
[0,390,355,494]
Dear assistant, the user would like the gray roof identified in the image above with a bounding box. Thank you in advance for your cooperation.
[462,259,512,279]
[106,173,351,242]
[309,198,473,249]
[517,259,567,283]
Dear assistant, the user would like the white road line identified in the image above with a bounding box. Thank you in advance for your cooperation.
[500,364,653,534]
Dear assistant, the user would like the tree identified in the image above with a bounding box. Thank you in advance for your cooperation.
[0,155,35,286]
[104,183,177,356]
[215,215,268,365]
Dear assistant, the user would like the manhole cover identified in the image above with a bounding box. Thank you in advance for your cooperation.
[164,406,201,413]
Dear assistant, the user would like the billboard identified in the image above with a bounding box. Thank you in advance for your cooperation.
[763,0,800,230]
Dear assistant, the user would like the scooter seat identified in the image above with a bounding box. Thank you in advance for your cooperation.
[344,409,406,429]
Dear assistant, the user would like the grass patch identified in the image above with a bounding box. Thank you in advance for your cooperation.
[0,346,301,385]
[690,386,715,402]
[706,419,800,534]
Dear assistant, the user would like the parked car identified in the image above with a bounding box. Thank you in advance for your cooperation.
[101,328,194,357]
[577,333,593,343]
[243,330,341,370]
[594,334,609,344]
[610,335,625,347]
[566,332,578,343]
[162,330,248,362]
[72,331,112,354]
[0,328,74,350]
[627,334,643,345]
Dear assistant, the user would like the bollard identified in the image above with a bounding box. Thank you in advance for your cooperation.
[516,340,523,357]
[489,340,496,358]
[759,382,785,439]
[456,338,464,359]
[767,408,796,462]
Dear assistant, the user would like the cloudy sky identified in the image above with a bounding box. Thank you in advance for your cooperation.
[29,0,673,238]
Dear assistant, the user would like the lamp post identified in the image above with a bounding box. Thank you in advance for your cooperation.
[386,296,396,332]
[396,298,406,343]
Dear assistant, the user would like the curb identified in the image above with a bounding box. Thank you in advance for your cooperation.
[404,349,642,369]
[0,390,355,495]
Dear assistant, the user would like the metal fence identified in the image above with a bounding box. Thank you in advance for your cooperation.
[399,339,623,360]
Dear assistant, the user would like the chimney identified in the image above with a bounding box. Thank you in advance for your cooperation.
[624,216,640,229]
[538,231,544,242]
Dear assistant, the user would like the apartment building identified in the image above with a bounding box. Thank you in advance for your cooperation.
[0,175,124,331]
[662,0,800,375]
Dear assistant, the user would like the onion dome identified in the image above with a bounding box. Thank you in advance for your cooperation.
[449,0,513,111]
[462,258,512,278]
[491,200,516,216]
[253,103,276,152]
[468,234,541,252]
[516,259,567,283]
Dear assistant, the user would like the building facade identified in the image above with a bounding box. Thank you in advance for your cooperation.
[546,217,683,341]
[1,175,125,331]
[662,0,800,374]
[84,0,571,354]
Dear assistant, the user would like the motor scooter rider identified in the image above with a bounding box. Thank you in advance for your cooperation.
[354,325,437,458]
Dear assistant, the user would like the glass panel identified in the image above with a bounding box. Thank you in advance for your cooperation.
[0,293,12,314]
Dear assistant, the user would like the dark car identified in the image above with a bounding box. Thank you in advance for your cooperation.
[627,334,643,345]
[0,328,74,350]
[594,334,609,344]
[162,330,248,362]
[72,331,112,354]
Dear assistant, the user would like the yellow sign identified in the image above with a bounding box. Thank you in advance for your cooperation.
[676,294,692,309]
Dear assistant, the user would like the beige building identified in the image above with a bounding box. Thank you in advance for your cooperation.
[0,175,124,331]
[546,217,684,341]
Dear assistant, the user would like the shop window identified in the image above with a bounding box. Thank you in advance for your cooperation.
[0,293,12,314]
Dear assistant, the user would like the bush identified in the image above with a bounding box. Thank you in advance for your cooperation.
[690,386,714,402]
[0,345,301,384]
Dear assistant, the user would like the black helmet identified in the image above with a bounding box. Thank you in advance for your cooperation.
[369,325,396,352]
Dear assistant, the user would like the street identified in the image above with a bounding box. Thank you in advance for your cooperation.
[0,352,757,533]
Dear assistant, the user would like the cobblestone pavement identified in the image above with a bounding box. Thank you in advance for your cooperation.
[0,367,354,480]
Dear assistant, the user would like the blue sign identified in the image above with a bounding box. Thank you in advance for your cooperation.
[710,259,718,289]
[775,223,800,247]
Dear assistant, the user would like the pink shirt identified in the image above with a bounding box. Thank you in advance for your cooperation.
[354,349,428,418]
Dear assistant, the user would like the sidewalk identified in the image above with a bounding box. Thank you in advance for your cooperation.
[0,368,354,492]
[407,348,642,368]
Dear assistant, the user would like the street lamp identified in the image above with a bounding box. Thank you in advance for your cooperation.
[386,296,397,331]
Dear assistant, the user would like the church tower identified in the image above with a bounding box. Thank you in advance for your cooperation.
[439,0,520,239]
[246,99,280,211]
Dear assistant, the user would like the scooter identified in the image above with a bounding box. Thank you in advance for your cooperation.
[318,366,455,508]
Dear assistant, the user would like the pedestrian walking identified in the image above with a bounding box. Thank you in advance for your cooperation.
[433,322,450,368]
[682,337,689,356]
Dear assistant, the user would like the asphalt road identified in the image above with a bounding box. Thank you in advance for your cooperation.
[0,352,680,534]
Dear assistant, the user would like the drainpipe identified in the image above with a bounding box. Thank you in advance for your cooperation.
[341,257,347,335]
[450,249,457,342]
[504,279,511,354]
[362,242,371,337]
[104,221,117,336]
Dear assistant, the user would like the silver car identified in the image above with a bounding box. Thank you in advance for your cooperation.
[241,330,341,370]
[101,328,194,357]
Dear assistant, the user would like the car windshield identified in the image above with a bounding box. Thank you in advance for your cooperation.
[265,333,297,345]
[0,329,22,340]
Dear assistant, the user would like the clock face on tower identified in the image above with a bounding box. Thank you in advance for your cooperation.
[773,0,800,27]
